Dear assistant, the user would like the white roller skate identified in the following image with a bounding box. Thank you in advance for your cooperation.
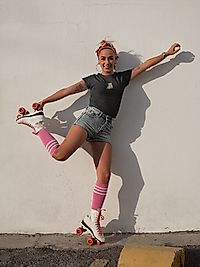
[80,209,105,244]
[16,105,44,134]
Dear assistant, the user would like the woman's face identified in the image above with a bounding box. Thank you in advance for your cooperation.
[98,49,117,75]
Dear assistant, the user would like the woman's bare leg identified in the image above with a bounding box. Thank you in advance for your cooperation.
[52,125,87,161]
[91,142,112,184]
[90,142,112,210]
[81,142,112,243]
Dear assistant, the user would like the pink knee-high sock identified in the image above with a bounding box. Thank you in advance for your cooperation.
[91,182,108,210]
[37,128,59,156]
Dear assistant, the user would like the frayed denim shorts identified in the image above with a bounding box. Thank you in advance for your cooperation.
[74,106,113,144]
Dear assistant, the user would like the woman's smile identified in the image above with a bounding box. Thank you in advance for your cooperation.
[98,48,117,75]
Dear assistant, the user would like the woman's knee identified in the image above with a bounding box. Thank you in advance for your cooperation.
[52,150,68,161]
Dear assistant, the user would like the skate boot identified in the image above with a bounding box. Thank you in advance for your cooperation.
[81,209,105,243]
[16,110,44,134]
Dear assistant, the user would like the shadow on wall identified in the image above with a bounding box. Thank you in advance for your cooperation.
[43,50,194,233]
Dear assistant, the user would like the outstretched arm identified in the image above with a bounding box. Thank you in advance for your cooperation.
[37,80,87,109]
[131,43,181,80]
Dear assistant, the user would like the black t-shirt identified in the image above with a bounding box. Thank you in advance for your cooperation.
[82,69,132,118]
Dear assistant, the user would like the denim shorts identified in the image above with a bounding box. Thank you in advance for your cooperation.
[74,106,113,143]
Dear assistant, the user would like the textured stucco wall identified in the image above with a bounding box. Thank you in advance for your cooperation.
[0,0,199,233]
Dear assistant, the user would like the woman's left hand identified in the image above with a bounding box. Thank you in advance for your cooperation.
[166,43,181,56]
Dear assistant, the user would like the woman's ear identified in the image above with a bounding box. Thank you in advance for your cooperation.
[96,63,101,72]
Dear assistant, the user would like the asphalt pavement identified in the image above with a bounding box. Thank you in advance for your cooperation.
[0,232,200,266]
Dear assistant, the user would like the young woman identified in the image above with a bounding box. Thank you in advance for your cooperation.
[16,40,181,243]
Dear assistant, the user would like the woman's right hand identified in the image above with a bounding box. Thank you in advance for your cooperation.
[35,101,45,110]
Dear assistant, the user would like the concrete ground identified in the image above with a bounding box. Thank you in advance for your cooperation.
[0,231,200,266]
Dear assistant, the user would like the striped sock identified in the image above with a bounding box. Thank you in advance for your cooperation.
[37,128,59,156]
[91,182,108,210]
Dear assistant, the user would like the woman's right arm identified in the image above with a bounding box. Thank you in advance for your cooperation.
[38,80,87,109]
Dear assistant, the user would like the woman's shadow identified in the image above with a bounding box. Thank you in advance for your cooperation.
[43,50,195,233]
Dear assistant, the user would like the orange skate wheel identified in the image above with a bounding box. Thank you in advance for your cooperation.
[32,102,40,111]
[16,114,22,119]
[76,227,85,236]
[86,237,96,246]
[18,107,29,115]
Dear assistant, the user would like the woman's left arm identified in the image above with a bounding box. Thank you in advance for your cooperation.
[131,43,181,80]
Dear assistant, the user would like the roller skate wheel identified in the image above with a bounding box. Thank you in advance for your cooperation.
[16,114,22,119]
[18,107,27,115]
[76,227,85,236]
[32,102,40,110]
[86,237,96,246]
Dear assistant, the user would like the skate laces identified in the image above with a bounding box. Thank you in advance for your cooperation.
[99,209,106,221]
[95,209,106,235]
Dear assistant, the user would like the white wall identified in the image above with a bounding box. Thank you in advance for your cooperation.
[0,0,199,233]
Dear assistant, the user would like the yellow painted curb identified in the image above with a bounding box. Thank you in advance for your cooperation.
[118,245,185,267]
